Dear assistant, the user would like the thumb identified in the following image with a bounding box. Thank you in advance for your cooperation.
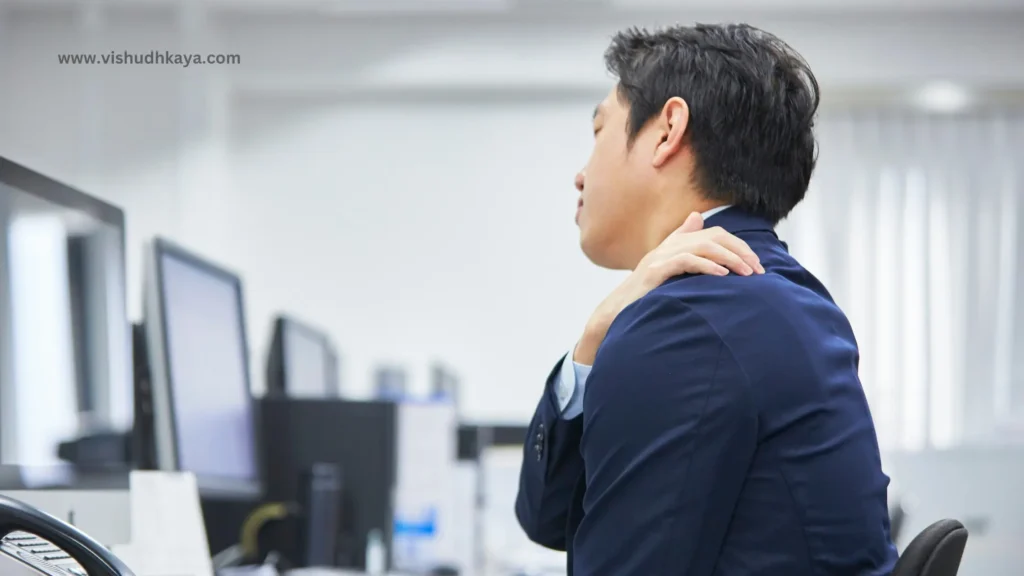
[677,211,704,234]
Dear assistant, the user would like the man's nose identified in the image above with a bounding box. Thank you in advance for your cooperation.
[575,171,585,193]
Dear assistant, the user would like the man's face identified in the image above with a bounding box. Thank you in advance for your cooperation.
[574,87,660,270]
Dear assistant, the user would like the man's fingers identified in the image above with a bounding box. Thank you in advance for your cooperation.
[676,211,704,234]
[694,241,754,276]
[658,253,729,278]
[711,233,764,274]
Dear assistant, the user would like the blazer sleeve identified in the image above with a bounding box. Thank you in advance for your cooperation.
[515,354,585,550]
[573,294,758,575]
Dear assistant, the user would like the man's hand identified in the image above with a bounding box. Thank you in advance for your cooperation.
[573,212,764,365]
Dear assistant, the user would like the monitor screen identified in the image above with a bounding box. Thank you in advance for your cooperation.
[0,157,131,476]
[283,321,331,398]
[265,315,339,399]
[155,245,257,493]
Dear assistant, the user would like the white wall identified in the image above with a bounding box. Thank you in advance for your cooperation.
[229,98,618,420]
[2,4,1023,420]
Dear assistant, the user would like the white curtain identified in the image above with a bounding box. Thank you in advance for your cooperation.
[776,110,1024,451]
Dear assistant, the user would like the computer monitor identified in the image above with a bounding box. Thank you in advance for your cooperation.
[430,362,460,408]
[0,156,132,478]
[142,238,259,499]
[265,315,340,399]
[373,366,408,400]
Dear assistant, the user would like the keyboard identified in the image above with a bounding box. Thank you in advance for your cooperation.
[1,530,87,576]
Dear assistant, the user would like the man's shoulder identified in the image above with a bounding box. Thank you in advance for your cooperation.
[602,252,855,365]
[605,272,803,344]
[592,291,756,409]
[650,269,802,319]
[599,291,727,364]
[646,265,853,349]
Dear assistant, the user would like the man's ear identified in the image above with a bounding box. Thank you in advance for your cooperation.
[652,97,690,168]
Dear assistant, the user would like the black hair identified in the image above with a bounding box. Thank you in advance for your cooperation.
[604,23,820,224]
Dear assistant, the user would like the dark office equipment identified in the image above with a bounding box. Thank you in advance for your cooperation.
[0,493,135,576]
[456,424,529,462]
[56,432,132,472]
[0,156,133,469]
[891,518,968,576]
[257,398,397,571]
[373,366,407,399]
[297,463,341,566]
[130,323,156,471]
[141,238,260,500]
[265,315,340,399]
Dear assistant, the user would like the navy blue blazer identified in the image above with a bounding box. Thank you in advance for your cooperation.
[516,207,899,575]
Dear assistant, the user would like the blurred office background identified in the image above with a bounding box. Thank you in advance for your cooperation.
[0,0,1023,574]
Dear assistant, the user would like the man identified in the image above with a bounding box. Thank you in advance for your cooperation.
[515,23,898,575]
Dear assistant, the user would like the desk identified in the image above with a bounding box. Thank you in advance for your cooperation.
[282,567,564,576]
[286,565,409,569]
[219,567,408,576]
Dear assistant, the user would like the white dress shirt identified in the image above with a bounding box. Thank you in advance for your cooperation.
[553,204,733,419]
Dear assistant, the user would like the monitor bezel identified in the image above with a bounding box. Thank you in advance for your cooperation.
[0,157,124,229]
[147,237,261,500]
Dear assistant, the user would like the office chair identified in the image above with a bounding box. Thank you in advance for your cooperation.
[892,519,968,576]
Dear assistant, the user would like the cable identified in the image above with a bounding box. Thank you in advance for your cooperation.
[239,502,294,561]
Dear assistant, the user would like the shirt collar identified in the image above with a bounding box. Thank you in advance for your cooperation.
[702,205,776,234]
[701,204,732,220]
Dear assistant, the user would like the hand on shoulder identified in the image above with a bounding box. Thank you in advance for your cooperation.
[574,212,764,365]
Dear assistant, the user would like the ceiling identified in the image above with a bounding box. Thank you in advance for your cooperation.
[2,0,1022,15]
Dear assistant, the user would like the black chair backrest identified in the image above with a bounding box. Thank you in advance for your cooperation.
[892,519,968,576]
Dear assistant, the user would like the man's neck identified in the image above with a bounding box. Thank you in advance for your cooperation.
[647,201,731,245]
[626,203,732,271]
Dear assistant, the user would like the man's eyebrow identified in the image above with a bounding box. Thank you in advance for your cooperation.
[593,104,601,120]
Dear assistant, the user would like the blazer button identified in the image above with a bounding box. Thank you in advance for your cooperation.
[536,433,543,442]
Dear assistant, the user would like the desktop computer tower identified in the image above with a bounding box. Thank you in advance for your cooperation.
[257,397,458,572]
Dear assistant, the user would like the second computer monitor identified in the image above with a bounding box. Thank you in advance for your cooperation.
[265,315,339,399]
[143,238,259,499]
